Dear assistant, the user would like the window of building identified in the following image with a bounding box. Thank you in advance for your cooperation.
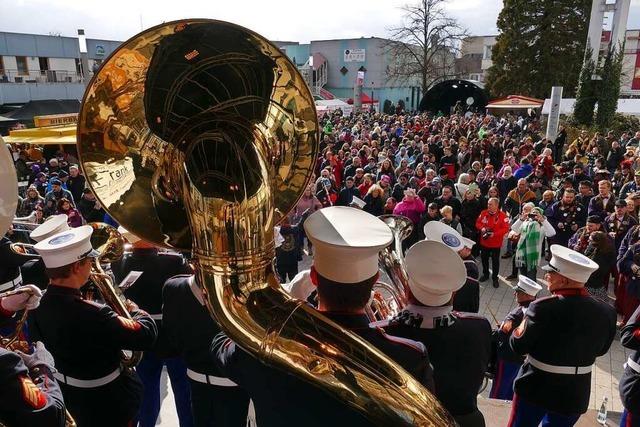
[0,56,4,74]
[483,46,493,60]
[39,57,49,71]
[16,56,28,75]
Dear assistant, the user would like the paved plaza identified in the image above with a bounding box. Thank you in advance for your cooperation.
[155,251,626,426]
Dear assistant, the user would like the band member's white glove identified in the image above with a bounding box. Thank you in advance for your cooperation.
[0,285,42,312]
[15,341,56,372]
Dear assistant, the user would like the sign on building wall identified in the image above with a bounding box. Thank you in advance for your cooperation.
[95,45,105,57]
[33,113,78,127]
[344,49,365,62]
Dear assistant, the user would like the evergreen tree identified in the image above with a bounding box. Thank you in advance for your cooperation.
[596,44,624,129]
[486,0,591,98]
[573,46,598,126]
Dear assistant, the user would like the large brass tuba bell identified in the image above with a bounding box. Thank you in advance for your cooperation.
[77,19,453,425]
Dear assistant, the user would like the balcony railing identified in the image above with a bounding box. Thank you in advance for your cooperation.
[0,69,83,84]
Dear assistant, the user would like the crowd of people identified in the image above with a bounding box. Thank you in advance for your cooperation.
[1,107,640,427]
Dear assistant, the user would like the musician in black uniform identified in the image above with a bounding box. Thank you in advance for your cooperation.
[508,244,617,426]
[424,221,481,313]
[618,307,640,427]
[489,275,541,400]
[21,214,71,292]
[212,207,434,427]
[620,304,640,426]
[0,275,66,426]
[30,225,158,427]
[110,228,193,427]
[163,272,250,427]
[377,239,492,427]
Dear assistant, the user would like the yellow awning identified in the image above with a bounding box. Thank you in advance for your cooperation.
[4,124,77,145]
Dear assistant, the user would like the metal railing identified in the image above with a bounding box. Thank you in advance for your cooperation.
[0,69,83,84]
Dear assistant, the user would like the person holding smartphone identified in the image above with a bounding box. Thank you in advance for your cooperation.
[509,203,556,280]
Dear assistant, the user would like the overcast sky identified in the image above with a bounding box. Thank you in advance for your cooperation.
[2,0,640,43]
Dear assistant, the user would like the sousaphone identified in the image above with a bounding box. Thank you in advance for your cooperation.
[76,19,453,425]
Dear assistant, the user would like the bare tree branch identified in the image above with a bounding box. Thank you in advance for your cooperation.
[382,0,469,92]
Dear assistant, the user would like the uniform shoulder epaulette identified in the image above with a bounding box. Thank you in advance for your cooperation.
[452,311,489,322]
[375,327,426,354]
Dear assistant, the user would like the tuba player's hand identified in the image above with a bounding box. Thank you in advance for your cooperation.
[124,299,139,313]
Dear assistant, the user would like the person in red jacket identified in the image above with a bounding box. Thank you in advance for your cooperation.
[476,197,510,288]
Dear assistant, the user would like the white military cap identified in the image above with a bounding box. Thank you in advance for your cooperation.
[304,206,392,283]
[541,244,599,283]
[118,226,141,244]
[34,225,99,268]
[405,240,466,306]
[512,275,542,297]
[423,221,474,252]
[30,214,70,243]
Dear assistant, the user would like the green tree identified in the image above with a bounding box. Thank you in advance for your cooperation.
[573,46,598,126]
[486,0,591,99]
[595,44,624,129]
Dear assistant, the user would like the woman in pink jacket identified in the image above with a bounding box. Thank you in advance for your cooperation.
[393,188,425,250]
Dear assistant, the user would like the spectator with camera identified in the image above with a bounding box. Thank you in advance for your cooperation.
[476,197,510,288]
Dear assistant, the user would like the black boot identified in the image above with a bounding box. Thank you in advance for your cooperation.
[479,274,489,282]
[492,278,499,288]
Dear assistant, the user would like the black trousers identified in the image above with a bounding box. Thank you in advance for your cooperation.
[480,247,501,280]
[277,264,299,283]
[61,372,142,427]
[190,380,250,427]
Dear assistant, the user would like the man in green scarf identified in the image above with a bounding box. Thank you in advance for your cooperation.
[511,204,557,280]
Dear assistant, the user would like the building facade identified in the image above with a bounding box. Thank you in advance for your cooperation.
[1,30,447,112]
[279,37,426,111]
[456,35,496,83]
[0,31,120,105]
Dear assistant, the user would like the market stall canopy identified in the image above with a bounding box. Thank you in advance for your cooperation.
[4,124,77,145]
[486,95,544,110]
[3,100,80,123]
[541,98,640,117]
[316,99,353,115]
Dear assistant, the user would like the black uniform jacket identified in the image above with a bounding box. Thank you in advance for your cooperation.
[376,304,492,417]
[0,348,65,427]
[620,304,640,412]
[111,248,190,355]
[494,304,528,364]
[212,311,433,427]
[28,284,157,424]
[162,275,230,377]
[510,288,616,415]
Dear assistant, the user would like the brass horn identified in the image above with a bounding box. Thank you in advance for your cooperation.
[77,20,453,426]
[86,222,142,367]
[372,214,414,319]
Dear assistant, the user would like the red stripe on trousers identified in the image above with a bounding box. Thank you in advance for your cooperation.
[507,394,519,427]
[490,360,505,399]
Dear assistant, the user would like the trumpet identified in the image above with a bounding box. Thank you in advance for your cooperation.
[0,287,34,352]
